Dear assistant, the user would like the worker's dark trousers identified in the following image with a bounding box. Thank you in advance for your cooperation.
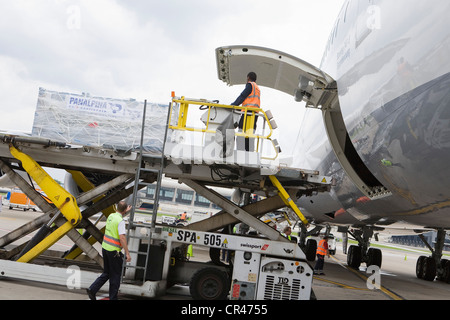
[238,113,257,152]
[314,254,325,272]
[89,248,123,300]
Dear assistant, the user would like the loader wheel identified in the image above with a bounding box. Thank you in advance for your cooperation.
[189,267,230,300]
[305,239,317,262]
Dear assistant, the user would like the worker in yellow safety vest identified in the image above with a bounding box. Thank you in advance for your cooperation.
[231,72,261,151]
[314,236,330,275]
[87,201,132,300]
[282,226,298,244]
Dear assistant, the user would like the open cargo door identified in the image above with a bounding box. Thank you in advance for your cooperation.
[216,45,336,108]
[216,45,391,200]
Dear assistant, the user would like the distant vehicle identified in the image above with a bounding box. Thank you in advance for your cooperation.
[303,233,337,261]
[327,234,337,256]
[135,178,233,226]
[7,188,39,211]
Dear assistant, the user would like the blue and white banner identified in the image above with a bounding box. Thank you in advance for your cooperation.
[32,87,169,153]
[67,96,126,118]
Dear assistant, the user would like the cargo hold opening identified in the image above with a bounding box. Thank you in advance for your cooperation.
[323,107,391,200]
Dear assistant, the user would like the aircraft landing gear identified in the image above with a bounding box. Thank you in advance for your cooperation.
[416,229,450,283]
[346,227,382,269]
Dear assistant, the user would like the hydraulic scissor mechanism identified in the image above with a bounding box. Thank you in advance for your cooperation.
[268,175,309,227]
[9,145,82,263]
[62,170,115,260]
[0,146,136,267]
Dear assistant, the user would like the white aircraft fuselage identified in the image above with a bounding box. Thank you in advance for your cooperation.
[296,0,450,229]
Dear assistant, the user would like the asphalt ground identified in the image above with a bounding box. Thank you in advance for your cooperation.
[1,207,450,301]
[312,244,450,300]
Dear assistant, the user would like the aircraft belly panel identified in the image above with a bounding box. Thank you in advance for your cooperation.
[333,73,450,228]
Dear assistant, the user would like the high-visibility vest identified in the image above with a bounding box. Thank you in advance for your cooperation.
[243,82,261,109]
[316,239,328,256]
[102,212,123,252]
[282,233,292,241]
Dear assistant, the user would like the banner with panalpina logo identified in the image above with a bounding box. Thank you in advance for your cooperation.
[32,88,173,153]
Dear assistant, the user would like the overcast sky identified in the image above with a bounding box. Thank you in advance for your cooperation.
[0,0,345,159]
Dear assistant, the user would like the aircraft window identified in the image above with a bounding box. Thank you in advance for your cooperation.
[146,185,176,202]
[159,187,175,202]
[334,19,340,38]
[344,1,351,22]
[176,189,194,205]
[331,27,335,45]
[194,194,211,208]
[355,0,374,48]
[139,202,154,210]
[211,203,222,210]
[146,185,155,199]
[211,195,231,210]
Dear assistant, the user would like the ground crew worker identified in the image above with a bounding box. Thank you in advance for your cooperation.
[282,226,297,243]
[314,236,330,275]
[87,201,132,300]
[176,211,187,225]
[231,72,261,151]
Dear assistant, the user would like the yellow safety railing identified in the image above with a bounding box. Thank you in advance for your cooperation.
[169,96,280,160]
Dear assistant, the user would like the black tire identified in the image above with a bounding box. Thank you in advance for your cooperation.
[367,248,382,268]
[416,256,426,279]
[422,257,436,281]
[440,259,450,283]
[347,245,362,269]
[189,267,230,300]
[209,247,228,266]
[305,239,317,262]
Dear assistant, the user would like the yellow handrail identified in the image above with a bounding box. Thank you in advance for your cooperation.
[169,97,280,160]
[170,97,273,139]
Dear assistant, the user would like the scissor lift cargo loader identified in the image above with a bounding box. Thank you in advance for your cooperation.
[0,94,331,300]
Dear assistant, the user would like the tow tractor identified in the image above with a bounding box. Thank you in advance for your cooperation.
[123,225,313,300]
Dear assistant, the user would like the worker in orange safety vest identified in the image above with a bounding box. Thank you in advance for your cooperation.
[231,72,261,151]
[314,236,330,275]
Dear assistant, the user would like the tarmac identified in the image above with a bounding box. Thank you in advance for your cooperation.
[1,207,450,301]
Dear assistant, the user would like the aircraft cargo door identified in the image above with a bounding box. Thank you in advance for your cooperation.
[216,45,391,200]
[323,104,391,200]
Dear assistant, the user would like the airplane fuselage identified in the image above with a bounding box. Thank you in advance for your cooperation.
[295,0,450,229]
